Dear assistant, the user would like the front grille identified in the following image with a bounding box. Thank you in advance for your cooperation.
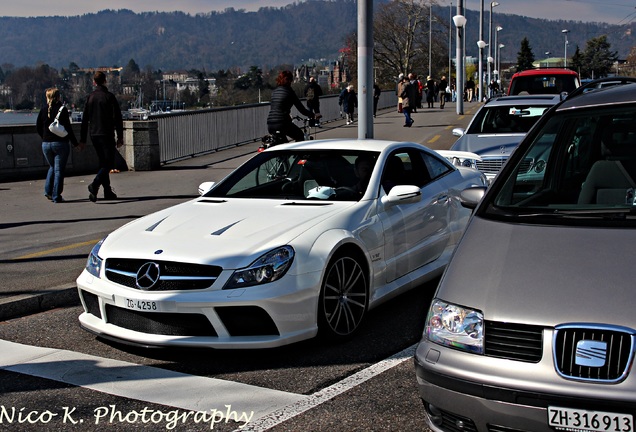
[80,290,101,318]
[104,304,217,336]
[105,258,222,291]
[554,325,634,382]
[485,321,543,362]
[476,158,506,175]
[476,157,533,176]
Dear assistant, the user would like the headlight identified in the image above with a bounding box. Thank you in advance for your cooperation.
[85,238,105,278]
[224,246,294,289]
[426,299,484,354]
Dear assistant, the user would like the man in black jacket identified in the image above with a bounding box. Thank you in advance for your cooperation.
[80,71,124,202]
[304,77,323,127]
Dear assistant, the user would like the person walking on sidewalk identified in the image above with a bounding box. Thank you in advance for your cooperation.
[36,87,84,203]
[438,76,448,109]
[400,76,416,127]
[339,85,357,125]
[304,77,323,127]
[80,71,124,202]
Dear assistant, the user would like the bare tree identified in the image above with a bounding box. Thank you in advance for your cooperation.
[373,0,439,83]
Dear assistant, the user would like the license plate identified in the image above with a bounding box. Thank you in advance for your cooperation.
[548,406,633,432]
[117,297,162,312]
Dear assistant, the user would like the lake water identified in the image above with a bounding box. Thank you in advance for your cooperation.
[0,111,39,126]
[0,111,85,126]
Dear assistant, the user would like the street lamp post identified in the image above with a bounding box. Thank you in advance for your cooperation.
[478,40,486,100]
[477,0,485,102]
[562,29,570,68]
[448,2,452,78]
[498,43,505,84]
[488,1,499,93]
[494,26,502,82]
[453,6,467,115]
[429,2,433,78]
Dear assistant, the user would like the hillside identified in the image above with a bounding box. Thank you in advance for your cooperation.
[0,1,633,71]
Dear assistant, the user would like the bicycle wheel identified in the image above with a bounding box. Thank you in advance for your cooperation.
[256,156,291,184]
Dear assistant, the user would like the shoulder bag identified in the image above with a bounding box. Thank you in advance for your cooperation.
[48,106,68,138]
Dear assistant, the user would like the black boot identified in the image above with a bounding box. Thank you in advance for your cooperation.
[88,184,99,203]
[103,187,118,200]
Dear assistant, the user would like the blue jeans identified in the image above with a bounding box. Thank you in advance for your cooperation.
[403,107,413,125]
[42,141,70,202]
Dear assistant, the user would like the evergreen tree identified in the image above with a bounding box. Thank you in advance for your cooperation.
[582,35,618,79]
[516,37,535,72]
[569,46,583,76]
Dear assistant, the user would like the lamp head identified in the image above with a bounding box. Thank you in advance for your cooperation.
[562,29,570,34]
[487,56,494,63]
[496,26,503,31]
[499,44,505,48]
[453,14,467,28]
[491,1,499,7]
[477,40,487,49]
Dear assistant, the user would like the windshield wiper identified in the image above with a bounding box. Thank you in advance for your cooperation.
[514,208,636,220]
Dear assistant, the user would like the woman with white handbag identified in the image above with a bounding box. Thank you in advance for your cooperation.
[36,87,83,203]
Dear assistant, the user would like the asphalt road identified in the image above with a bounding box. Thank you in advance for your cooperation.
[0,102,477,431]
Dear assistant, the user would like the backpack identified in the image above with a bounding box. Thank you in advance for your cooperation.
[306,86,315,101]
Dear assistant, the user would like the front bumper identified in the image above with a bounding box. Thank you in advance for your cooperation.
[76,268,322,349]
[414,340,636,432]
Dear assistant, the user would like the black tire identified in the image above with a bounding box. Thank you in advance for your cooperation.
[318,251,369,340]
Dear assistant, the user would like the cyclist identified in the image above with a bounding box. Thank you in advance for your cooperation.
[267,70,319,143]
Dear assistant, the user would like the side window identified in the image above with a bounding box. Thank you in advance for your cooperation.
[382,152,411,193]
[421,151,452,182]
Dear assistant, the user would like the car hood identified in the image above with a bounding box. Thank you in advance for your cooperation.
[438,216,636,327]
[101,198,355,269]
[451,134,525,157]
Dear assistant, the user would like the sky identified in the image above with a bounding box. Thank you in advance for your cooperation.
[2,0,636,25]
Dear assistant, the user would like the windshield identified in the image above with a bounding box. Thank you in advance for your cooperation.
[205,149,379,201]
[466,105,550,134]
[484,105,636,226]
[509,75,578,95]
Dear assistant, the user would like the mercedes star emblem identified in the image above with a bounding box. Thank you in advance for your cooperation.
[136,262,161,290]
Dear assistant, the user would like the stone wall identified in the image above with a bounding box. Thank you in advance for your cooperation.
[0,121,160,182]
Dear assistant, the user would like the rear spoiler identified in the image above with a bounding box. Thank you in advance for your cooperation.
[435,150,482,162]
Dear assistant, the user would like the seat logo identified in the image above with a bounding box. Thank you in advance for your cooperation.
[575,340,607,367]
[136,262,161,290]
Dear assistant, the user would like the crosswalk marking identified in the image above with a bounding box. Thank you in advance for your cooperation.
[0,340,305,420]
[0,339,415,431]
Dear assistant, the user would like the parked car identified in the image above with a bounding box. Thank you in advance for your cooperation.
[508,68,580,95]
[575,76,636,96]
[77,139,487,349]
[449,94,563,182]
[415,80,636,430]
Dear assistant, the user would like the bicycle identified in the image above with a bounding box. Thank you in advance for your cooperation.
[259,115,318,152]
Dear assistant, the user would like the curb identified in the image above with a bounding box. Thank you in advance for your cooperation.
[0,286,80,321]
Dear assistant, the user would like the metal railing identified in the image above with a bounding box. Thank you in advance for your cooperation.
[154,92,395,164]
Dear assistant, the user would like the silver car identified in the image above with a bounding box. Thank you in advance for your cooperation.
[415,80,636,431]
[450,94,562,182]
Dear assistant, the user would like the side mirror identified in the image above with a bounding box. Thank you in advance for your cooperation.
[381,185,421,206]
[198,181,215,195]
[459,186,487,210]
[452,127,466,137]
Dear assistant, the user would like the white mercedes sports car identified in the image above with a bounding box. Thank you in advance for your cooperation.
[77,139,487,349]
